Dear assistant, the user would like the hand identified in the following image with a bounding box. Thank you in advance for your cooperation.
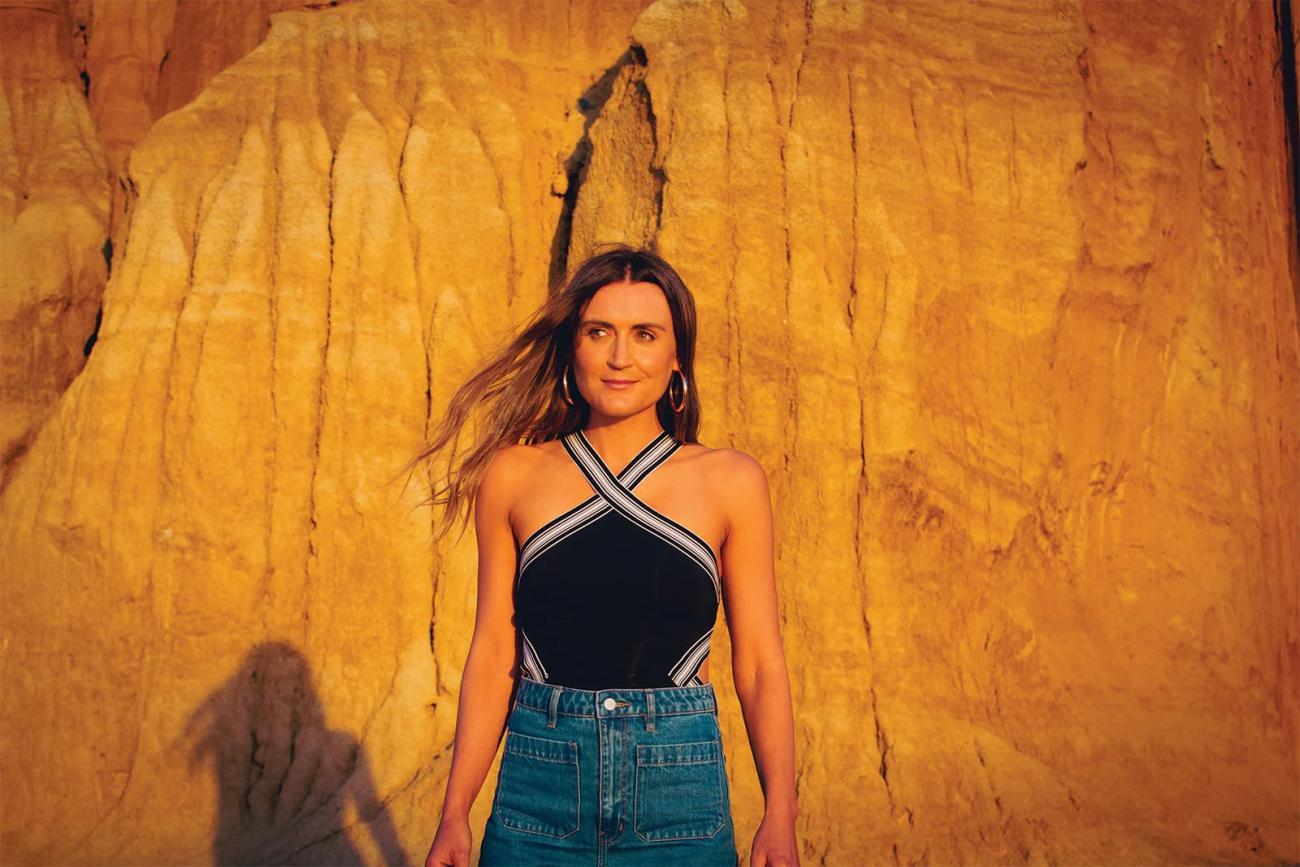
[749,810,800,867]
[425,813,472,867]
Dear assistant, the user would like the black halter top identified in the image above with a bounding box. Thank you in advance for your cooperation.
[513,426,721,690]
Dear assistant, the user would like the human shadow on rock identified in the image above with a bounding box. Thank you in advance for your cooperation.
[181,641,406,865]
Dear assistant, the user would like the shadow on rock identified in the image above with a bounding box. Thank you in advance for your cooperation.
[179,640,406,865]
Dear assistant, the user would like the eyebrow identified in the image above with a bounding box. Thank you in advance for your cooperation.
[579,318,666,332]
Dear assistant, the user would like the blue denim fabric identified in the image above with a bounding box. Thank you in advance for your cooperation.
[479,675,740,866]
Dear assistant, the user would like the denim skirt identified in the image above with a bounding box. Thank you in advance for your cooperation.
[479,675,739,866]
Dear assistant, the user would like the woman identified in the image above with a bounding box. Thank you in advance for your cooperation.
[416,244,800,866]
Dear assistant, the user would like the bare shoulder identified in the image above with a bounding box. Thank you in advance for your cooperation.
[478,439,565,505]
[478,442,539,506]
[480,442,524,485]
[495,438,572,471]
[680,443,769,501]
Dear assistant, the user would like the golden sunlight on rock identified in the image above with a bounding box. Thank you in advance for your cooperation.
[0,1,109,488]
[0,0,1295,864]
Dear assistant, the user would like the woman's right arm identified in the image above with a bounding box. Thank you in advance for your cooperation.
[426,447,523,866]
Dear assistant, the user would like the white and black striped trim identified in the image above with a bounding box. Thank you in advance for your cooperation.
[668,625,714,686]
[520,628,549,682]
[565,428,721,602]
[516,430,678,576]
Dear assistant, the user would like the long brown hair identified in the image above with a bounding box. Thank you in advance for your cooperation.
[399,243,703,546]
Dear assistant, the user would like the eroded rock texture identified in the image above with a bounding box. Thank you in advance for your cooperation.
[0,1,109,488]
[1,0,1297,865]
[0,0,649,862]
[1,0,355,490]
[588,2,1300,864]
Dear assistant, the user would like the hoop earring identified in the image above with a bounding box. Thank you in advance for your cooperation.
[667,369,688,413]
[560,363,575,406]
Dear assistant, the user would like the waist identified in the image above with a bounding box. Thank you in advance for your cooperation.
[514,674,717,717]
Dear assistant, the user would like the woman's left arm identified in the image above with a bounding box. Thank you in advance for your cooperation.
[717,450,800,867]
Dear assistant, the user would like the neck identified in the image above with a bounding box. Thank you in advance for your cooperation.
[582,411,664,465]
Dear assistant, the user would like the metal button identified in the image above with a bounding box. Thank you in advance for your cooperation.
[603,697,617,710]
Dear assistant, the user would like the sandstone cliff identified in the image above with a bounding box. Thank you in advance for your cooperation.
[1,0,1296,864]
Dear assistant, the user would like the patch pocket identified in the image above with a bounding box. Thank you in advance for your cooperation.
[492,730,581,839]
[633,739,725,842]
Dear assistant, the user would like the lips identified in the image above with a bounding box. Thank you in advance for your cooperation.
[602,379,638,389]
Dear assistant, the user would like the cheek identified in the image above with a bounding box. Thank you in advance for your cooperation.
[649,344,677,369]
[626,349,669,376]
[572,342,598,370]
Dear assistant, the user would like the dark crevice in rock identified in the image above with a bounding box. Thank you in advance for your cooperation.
[788,0,814,128]
[548,47,638,291]
[101,236,113,279]
[629,43,667,240]
[83,303,102,357]
[1274,0,1300,322]
[73,14,91,97]
[306,149,337,622]
[846,74,858,333]
[870,684,895,808]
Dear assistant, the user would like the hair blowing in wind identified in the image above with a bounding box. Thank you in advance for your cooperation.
[393,243,704,547]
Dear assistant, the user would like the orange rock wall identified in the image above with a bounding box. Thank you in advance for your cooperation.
[1,1,108,485]
[1,0,1296,864]
[1,0,344,488]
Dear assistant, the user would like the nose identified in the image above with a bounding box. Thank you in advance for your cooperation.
[609,334,632,367]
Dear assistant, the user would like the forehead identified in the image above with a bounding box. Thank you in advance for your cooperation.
[580,280,670,321]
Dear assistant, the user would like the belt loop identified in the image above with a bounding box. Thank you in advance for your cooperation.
[645,689,656,733]
[547,685,561,729]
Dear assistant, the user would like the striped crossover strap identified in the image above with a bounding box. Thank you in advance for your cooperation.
[515,429,685,576]
[561,427,720,602]
[514,426,722,689]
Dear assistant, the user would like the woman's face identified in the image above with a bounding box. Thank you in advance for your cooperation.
[572,280,679,420]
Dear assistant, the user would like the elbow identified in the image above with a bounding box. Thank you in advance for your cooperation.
[731,650,784,695]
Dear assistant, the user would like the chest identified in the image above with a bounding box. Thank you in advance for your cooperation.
[512,457,725,567]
